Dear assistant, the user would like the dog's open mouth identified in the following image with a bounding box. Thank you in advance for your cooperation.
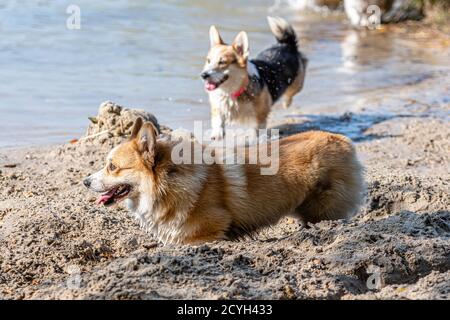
[96,185,131,206]
[204,74,228,91]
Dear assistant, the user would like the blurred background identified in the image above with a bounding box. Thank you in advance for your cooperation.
[0,0,449,148]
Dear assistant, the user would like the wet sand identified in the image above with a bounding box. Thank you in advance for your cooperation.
[0,28,449,299]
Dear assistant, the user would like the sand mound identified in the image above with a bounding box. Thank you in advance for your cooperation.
[82,101,170,146]
[49,101,172,165]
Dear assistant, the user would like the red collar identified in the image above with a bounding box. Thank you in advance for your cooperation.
[231,86,246,100]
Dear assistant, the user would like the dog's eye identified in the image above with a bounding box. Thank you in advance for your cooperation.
[207,58,211,64]
[218,59,226,66]
[109,163,117,171]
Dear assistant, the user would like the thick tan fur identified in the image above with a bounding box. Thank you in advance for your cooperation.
[85,119,364,245]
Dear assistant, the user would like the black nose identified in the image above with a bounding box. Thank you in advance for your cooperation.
[201,71,210,80]
[83,178,91,188]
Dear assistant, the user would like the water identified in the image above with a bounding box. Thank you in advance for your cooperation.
[0,0,449,148]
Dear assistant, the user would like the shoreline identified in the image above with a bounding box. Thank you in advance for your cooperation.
[2,17,450,151]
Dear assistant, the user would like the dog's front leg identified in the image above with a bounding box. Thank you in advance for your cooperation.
[210,106,225,140]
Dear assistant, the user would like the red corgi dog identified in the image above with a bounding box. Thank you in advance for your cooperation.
[84,118,364,245]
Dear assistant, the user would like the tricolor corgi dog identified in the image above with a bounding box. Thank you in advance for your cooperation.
[201,16,307,140]
[83,118,363,245]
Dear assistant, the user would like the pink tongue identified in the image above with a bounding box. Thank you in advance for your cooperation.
[96,188,116,205]
[205,82,217,91]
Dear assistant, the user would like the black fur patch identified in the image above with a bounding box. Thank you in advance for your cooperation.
[251,42,301,102]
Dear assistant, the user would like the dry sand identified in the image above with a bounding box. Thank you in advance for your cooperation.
[0,71,449,300]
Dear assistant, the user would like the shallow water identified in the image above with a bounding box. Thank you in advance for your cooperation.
[0,0,449,148]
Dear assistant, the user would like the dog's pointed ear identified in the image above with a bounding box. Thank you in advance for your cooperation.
[232,31,249,61]
[135,122,158,167]
[209,25,224,47]
[130,117,143,140]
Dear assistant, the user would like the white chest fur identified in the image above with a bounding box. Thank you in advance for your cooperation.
[210,90,249,120]
[126,196,190,245]
[124,166,207,245]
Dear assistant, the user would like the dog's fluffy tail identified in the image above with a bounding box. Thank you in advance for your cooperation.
[267,16,297,49]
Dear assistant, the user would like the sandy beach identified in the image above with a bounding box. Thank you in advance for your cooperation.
[1,18,450,299]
